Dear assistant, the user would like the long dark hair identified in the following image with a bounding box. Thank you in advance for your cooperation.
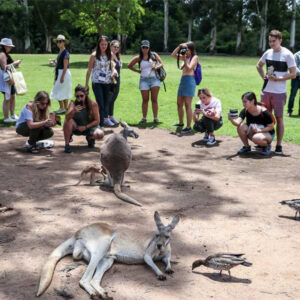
[0,45,13,65]
[74,84,93,119]
[242,92,258,106]
[177,41,196,69]
[95,36,111,61]
[138,46,152,68]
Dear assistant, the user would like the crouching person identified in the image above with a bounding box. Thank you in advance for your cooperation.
[193,88,223,145]
[63,84,104,153]
[16,91,55,154]
[229,92,275,156]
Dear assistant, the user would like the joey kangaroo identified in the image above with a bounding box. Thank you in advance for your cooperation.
[75,165,107,186]
[37,211,180,299]
[100,121,141,206]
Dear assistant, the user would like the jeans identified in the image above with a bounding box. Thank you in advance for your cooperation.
[16,122,53,145]
[92,82,112,126]
[108,77,120,116]
[193,116,223,133]
[287,77,300,114]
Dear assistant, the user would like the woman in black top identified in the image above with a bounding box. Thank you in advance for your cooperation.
[229,92,274,156]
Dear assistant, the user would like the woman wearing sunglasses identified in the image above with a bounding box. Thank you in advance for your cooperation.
[16,91,55,154]
[50,34,72,115]
[128,40,163,124]
[63,84,104,153]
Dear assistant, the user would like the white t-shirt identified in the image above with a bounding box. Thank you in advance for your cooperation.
[259,47,296,94]
[140,59,155,78]
[16,105,33,128]
[196,97,222,116]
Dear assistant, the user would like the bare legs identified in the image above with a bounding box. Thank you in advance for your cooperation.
[58,99,68,111]
[140,86,160,121]
[177,96,192,128]
[2,94,16,119]
[275,116,284,146]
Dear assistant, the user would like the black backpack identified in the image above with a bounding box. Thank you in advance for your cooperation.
[150,52,167,91]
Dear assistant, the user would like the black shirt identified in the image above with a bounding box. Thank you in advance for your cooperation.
[239,108,275,135]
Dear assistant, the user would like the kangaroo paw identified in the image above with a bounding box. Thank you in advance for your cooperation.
[165,269,174,274]
[157,274,167,281]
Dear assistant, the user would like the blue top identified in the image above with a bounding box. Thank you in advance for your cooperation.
[16,105,33,128]
[56,49,70,70]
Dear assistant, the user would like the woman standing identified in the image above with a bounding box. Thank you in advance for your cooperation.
[0,38,22,123]
[128,40,163,124]
[108,40,122,125]
[16,91,55,153]
[63,84,104,153]
[229,92,275,156]
[85,36,118,127]
[50,34,72,115]
[172,41,199,134]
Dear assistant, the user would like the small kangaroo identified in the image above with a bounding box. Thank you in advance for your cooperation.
[75,165,107,186]
[100,121,141,206]
[37,211,180,299]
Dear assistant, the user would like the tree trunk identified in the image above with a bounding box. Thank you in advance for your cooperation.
[290,0,296,52]
[257,0,268,56]
[23,0,31,53]
[121,34,128,54]
[209,1,217,55]
[235,0,243,55]
[163,0,169,52]
[45,33,52,53]
[188,18,192,41]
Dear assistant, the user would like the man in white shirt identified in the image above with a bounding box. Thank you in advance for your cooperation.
[257,30,296,155]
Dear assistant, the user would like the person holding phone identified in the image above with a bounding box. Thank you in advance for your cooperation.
[63,84,104,153]
[16,91,55,154]
[193,88,223,145]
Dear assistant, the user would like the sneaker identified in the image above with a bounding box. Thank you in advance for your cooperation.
[254,145,263,152]
[237,146,251,154]
[153,119,159,124]
[261,144,271,156]
[10,114,19,120]
[207,135,216,146]
[109,116,119,125]
[64,144,72,153]
[3,117,16,123]
[173,123,184,127]
[86,136,95,148]
[201,132,209,142]
[181,127,192,134]
[139,118,147,124]
[103,118,115,127]
[55,108,66,115]
[275,145,283,155]
[287,112,292,117]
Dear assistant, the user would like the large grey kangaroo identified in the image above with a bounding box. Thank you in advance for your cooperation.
[37,211,180,299]
[100,121,141,206]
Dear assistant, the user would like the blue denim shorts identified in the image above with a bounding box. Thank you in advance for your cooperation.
[139,76,161,90]
[177,75,196,97]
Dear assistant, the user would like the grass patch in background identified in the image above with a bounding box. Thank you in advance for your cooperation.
[1,54,300,144]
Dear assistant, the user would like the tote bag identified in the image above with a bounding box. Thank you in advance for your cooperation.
[9,65,27,95]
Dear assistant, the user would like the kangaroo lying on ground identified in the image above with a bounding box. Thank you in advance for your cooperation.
[100,121,141,206]
[37,211,180,299]
[75,165,107,186]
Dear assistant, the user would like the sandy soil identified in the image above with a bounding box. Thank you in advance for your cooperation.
[0,126,300,300]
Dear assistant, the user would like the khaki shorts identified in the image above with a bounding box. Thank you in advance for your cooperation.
[261,92,286,118]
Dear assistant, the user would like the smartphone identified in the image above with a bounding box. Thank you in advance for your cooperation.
[195,104,201,109]
[75,100,83,106]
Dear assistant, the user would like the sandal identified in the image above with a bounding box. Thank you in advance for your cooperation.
[27,145,40,154]
[153,119,159,124]
[139,118,147,124]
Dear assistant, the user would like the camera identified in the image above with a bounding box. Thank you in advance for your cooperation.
[195,104,201,109]
[180,48,188,55]
[75,100,83,106]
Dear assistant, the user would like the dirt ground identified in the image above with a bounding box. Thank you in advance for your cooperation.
[0,126,300,300]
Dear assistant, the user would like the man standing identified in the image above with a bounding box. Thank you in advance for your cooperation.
[257,30,296,155]
[287,49,300,116]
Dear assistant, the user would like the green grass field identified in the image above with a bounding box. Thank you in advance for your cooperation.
[2,54,300,144]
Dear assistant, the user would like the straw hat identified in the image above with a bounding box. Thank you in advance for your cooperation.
[0,38,15,47]
[54,34,69,44]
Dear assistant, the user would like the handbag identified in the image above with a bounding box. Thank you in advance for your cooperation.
[9,65,27,95]
[3,69,14,85]
[150,52,167,92]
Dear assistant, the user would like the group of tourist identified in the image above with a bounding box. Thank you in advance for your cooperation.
[0,29,298,156]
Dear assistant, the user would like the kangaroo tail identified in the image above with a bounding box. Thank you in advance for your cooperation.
[242,261,252,267]
[113,183,142,207]
[36,236,75,297]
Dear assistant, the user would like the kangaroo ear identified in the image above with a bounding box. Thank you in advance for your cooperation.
[154,211,164,231]
[120,120,128,128]
[167,215,180,231]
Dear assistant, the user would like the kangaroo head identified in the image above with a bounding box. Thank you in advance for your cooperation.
[120,120,139,139]
[153,211,180,252]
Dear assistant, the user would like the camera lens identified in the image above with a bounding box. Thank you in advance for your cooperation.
[180,48,187,55]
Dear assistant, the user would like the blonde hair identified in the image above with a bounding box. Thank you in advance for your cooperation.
[32,91,50,122]
[198,88,212,98]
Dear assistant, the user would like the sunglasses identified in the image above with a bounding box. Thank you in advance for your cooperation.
[112,46,119,49]
[75,94,85,99]
[57,40,63,44]
[39,102,49,106]
[142,46,149,49]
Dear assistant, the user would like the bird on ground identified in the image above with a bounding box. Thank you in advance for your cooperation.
[192,253,252,277]
[280,199,300,220]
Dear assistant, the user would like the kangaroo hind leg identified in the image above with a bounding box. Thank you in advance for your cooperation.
[90,257,114,299]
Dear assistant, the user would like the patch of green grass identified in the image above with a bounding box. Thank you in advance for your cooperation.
[2,54,300,144]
